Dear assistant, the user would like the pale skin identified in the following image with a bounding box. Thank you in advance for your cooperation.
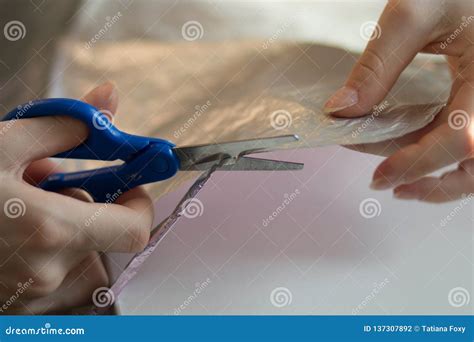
[324,0,473,202]
[0,0,472,314]
[0,82,154,313]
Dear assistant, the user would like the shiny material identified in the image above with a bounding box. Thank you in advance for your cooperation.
[60,41,450,197]
[2,98,302,202]
[176,135,303,171]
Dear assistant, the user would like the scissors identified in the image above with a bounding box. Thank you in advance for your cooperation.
[2,99,303,202]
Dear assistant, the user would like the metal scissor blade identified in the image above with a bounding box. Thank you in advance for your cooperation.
[182,156,304,171]
[175,134,300,170]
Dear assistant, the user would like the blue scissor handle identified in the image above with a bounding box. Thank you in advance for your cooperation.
[2,98,180,202]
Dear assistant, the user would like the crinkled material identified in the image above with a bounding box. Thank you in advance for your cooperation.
[58,40,450,197]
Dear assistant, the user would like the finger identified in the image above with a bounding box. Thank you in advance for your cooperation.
[81,81,118,115]
[393,159,474,202]
[344,124,431,156]
[0,82,118,171]
[24,159,62,185]
[75,189,153,253]
[19,184,152,253]
[324,2,433,117]
[24,159,98,202]
[343,103,452,157]
[371,83,474,190]
[29,252,109,314]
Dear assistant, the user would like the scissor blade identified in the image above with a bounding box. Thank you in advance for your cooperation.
[181,156,304,171]
[175,134,299,170]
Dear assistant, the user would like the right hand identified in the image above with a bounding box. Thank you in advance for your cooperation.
[0,82,154,314]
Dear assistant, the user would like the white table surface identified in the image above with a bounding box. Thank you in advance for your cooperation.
[106,147,473,315]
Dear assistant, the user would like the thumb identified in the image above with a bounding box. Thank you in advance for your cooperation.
[1,82,118,172]
[324,3,431,117]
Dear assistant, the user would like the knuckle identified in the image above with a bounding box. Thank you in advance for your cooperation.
[37,224,67,249]
[354,48,386,85]
[389,0,418,21]
[27,271,63,298]
[28,219,69,250]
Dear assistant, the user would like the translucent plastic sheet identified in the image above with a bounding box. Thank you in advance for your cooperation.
[91,161,223,314]
[58,41,450,197]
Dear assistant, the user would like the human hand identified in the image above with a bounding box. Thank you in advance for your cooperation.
[0,82,154,314]
[324,0,473,202]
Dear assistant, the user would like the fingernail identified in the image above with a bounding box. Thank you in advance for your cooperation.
[323,86,359,113]
[96,81,117,109]
[100,81,117,98]
[107,84,118,103]
[370,177,392,190]
[393,189,418,200]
